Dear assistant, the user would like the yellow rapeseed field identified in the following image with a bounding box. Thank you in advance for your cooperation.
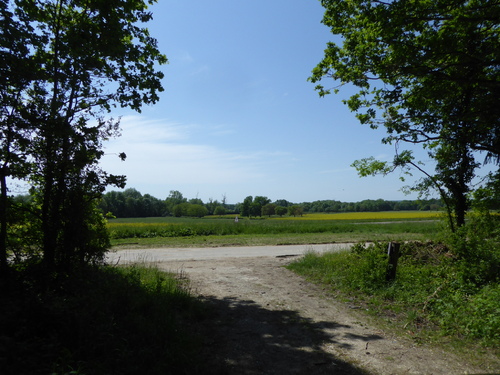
[272,211,441,220]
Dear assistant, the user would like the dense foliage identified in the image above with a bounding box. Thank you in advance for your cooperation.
[1,0,166,275]
[99,188,166,218]
[300,198,443,213]
[303,0,500,348]
[311,0,500,231]
[288,235,500,345]
[98,188,445,218]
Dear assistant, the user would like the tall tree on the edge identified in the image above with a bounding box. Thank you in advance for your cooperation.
[311,0,500,231]
[1,0,166,275]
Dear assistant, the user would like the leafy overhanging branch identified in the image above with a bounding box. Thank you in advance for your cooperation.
[312,0,500,230]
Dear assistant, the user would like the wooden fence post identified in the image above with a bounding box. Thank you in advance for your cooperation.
[386,242,400,282]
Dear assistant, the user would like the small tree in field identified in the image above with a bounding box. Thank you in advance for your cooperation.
[261,203,276,217]
[275,206,288,217]
[251,196,271,217]
[173,203,189,218]
[187,204,208,218]
[288,205,303,217]
[165,190,187,216]
[240,196,253,218]
[214,206,226,216]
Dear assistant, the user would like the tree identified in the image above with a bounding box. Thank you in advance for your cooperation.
[123,188,142,200]
[0,0,39,274]
[205,198,220,215]
[171,203,185,217]
[189,198,204,206]
[240,196,253,218]
[214,206,226,216]
[100,189,177,218]
[275,206,288,217]
[254,196,271,207]
[172,203,207,218]
[252,196,271,217]
[165,190,187,216]
[187,204,208,218]
[288,205,303,217]
[274,199,291,207]
[261,203,276,217]
[2,0,166,274]
[473,171,500,211]
[311,0,500,231]
[249,202,262,217]
[99,191,124,217]
[141,193,165,217]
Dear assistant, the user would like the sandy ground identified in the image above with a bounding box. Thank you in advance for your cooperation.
[107,245,500,375]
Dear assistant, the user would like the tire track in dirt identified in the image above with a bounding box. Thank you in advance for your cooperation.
[108,246,499,374]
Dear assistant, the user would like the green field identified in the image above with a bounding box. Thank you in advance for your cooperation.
[106,211,500,358]
[108,211,443,248]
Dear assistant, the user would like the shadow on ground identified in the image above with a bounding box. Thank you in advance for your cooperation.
[196,295,380,374]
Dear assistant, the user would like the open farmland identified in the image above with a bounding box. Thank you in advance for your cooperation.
[273,211,441,220]
[108,211,443,248]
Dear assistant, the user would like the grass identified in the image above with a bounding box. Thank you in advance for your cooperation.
[286,241,500,360]
[111,229,438,248]
[3,211,495,373]
[0,263,209,375]
[100,212,500,370]
[109,211,441,223]
[108,212,442,248]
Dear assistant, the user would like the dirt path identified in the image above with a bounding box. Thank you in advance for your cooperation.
[107,246,499,374]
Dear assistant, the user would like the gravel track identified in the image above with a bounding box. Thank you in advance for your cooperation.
[107,245,499,375]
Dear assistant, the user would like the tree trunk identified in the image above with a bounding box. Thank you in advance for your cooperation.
[0,167,9,275]
[454,191,468,228]
[41,133,58,272]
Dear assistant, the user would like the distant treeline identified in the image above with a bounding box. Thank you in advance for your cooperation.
[301,198,442,213]
[98,188,444,218]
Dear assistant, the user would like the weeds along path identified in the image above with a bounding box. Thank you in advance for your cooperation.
[107,245,496,375]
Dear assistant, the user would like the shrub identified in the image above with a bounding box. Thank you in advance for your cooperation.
[288,240,500,345]
[445,214,500,286]
[462,284,500,342]
[348,242,389,292]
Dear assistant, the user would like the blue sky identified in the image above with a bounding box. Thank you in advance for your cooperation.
[100,0,430,204]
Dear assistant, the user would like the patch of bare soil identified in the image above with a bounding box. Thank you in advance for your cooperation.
[159,256,499,375]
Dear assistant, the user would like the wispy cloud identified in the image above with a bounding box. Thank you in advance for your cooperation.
[101,116,285,189]
[190,65,210,76]
[176,50,194,63]
[115,116,193,143]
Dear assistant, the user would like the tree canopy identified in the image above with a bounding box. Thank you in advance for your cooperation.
[0,0,166,275]
[310,0,500,230]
